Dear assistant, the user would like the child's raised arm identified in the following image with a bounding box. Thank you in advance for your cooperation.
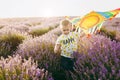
[80,32,85,38]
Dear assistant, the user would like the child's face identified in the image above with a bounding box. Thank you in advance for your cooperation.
[61,24,71,35]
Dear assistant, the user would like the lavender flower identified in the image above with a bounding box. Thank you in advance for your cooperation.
[73,35,120,80]
[0,54,52,80]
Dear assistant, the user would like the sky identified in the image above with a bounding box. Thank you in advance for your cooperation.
[0,0,120,18]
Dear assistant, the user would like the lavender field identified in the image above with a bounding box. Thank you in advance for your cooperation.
[0,17,120,80]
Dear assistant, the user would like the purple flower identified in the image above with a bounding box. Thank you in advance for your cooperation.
[36,70,41,77]
[48,77,54,80]
[112,70,115,75]
[101,67,107,74]
[45,63,49,69]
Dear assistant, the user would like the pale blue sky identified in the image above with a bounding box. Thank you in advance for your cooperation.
[0,0,120,18]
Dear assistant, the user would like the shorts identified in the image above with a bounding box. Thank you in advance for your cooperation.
[60,56,74,71]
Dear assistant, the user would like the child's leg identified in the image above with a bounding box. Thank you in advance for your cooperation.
[60,56,75,71]
[60,56,75,80]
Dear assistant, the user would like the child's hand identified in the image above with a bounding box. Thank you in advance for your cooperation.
[80,32,85,38]
[54,44,61,54]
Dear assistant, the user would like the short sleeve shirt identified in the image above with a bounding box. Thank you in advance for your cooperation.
[56,32,80,58]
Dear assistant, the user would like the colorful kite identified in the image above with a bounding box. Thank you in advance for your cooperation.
[79,11,105,30]
[69,8,120,36]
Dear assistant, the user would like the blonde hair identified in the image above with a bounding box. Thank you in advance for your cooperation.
[60,19,71,26]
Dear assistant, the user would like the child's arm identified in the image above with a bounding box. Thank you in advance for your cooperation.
[54,44,61,54]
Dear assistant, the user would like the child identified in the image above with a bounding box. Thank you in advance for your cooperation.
[54,19,82,71]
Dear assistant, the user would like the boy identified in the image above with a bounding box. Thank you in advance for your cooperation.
[54,19,82,71]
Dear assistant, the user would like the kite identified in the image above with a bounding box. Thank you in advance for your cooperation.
[79,11,105,30]
[68,8,120,36]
